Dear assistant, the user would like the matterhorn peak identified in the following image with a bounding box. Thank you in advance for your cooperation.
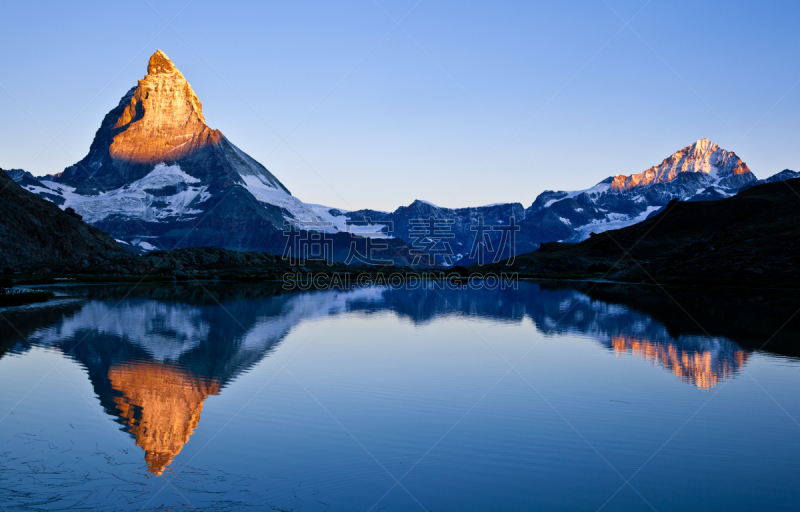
[147,49,179,76]
[113,49,208,134]
[55,49,288,196]
[105,48,216,167]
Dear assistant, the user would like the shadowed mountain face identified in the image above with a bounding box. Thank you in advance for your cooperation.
[4,282,798,474]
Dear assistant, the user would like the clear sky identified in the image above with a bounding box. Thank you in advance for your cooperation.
[2,0,799,211]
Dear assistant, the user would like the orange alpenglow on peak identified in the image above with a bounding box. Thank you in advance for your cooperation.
[610,335,749,389]
[109,362,220,475]
[108,49,221,165]
[609,138,751,192]
[147,49,179,75]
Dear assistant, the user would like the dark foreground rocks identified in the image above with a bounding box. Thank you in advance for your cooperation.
[0,168,125,269]
[3,246,284,278]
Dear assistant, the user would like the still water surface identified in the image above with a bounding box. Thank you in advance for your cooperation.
[1,281,799,511]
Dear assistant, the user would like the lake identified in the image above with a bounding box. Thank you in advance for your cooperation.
[1,281,799,511]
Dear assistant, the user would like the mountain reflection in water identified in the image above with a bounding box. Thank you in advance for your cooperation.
[3,281,796,475]
[609,335,749,389]
[109,362,220,475]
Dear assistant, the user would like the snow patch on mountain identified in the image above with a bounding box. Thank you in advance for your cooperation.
[536,182,612,212]
[27,300,210,361]
[237,174,392,236]
[567,182,612,199]
[32,163,211,224]
[238,174,349,232]
[131,239,159,251]
[569,205,661,241]
[417,200,441,208]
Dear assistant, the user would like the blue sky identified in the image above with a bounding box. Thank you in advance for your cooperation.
[2,0,799,210]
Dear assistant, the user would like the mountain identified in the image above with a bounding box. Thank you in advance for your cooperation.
[0,168,125,269]
[15,50,373,255]
[55,50,285,195]
[520,138,758,242]
[609,138,752,190]
[479,177,800,287]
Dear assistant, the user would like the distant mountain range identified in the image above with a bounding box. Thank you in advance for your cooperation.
[340,138,791,264]
[8,50,798,265]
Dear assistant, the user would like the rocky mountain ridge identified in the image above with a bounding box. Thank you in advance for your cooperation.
[609,138,752,191]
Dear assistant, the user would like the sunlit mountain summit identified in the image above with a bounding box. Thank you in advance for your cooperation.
[609,138,752,191]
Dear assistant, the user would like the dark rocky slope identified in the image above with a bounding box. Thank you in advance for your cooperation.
[0,169,125,269]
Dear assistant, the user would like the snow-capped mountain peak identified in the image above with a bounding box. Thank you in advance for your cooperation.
[53,49,288,197]
[520,139,759,244]
[610,138,750,191]
[7,50,356,252]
